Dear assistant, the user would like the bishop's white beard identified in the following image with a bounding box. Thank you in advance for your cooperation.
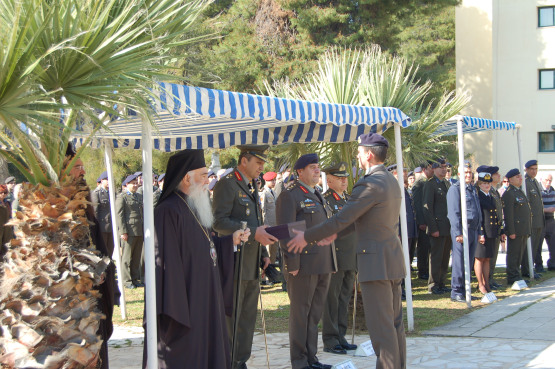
[187,179,214,228]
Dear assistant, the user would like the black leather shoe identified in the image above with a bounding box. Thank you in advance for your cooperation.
[134,282,145,288]
[491,281,501,288]
[427,287,444,295]
[536,266,545,273]
[440,286,452,293]
[533,273,541,280]
[341,342,357,350]
[451,295,465,303]
[311,362,332,369]
[418,274,429,280]
[323,345,346,355]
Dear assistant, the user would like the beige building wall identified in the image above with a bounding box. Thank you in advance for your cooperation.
[456,0,555,176]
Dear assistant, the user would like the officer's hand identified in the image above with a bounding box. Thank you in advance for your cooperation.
[262,257,271,270]
[121,233,128,242]
[232,228,251,245]
[430,231,440,238]
[509,234,516,240]
[479,235,485,245]
[287,229,307,253]
[255,226,278,245]
[455,235,463,243]
[418,224,427,231]
[317,234,337,246]
[500,234,506,242]
[289,270,299,276]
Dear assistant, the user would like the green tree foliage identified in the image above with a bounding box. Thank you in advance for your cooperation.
[194,0,459,98]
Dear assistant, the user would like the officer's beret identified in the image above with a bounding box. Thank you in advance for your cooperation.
[414,167,422,173]
[431,159,446,169]
[293,153,319,170]
[476,165,489,173]
[237,145,269,162]
[4,176,15,184]
[122,174,138,186]
[357,133,389,148]
[158,173,165,182]
[97,171,108,183]
[463,160,472,169]
[487,166,499,174]
[386,164,397,172]
[207,170,215,178]
[525,159,538,168]
[263,171,277,181]
[478,172,493,183]
[134,171,143,176]
[408,171,414,177]
[446,162,453,168]
[323,162,349,177]
[506,168,520,179]
[279,164,290,173]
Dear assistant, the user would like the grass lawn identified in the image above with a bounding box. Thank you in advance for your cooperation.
[113,267,555,336]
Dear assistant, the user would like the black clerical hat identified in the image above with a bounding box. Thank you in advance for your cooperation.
[158,149,206,205]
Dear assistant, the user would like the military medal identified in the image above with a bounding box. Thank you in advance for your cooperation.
[209,241,217,267]
[246,207,250,216]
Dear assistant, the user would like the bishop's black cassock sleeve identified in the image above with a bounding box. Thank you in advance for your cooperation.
[214,234,235,317]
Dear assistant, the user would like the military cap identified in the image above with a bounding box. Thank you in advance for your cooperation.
[463,160,472,169]
[476,165,489,173]
[207,170,215,178]
[386,164,396,172]
[279,164,290,173]
[134,171,143,176]
[431,159,446,169]
[293,153,319,170]
[357,133,389,148]
[122,174,138,186]
[323,162,349,177]
[487,166,499,174]
[525,159,538,168]
[414,167,422,173]
[506,168,520,179]
[408,171,414,177]
[158,173,165,182]
[263,171,277,181]
[237,144,269,162]
[97,171,108,182]
[446,162,453,168]
[478,172,493,183]
[4,176,15,184]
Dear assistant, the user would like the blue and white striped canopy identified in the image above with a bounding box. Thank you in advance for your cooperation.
[76,83,412,152]
[436,115,517,136]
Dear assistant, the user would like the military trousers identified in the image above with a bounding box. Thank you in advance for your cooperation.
[450,228,479,299]
[287,272,331,369]
[322,269,356,349]
[427,235,451,291]
[121,235,143,286]
[488,237,501,283]
[360,279,406,369]
[226,278,259,369]
[506,235,528,284]
[521,227,543,276]
[542,218,555,269]
[416,229,430,278]
[101,231,114,258]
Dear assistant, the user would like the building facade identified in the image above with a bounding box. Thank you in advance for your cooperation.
[456,0,555,176]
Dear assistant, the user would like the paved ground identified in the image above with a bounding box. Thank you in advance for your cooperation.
[108,246,555,369]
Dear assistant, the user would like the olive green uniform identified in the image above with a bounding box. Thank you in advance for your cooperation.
[422,176,451,292]
[521,176,544,276]
[321,189,356,351]
[502,185,532,284]
[212,168,269,369]
[276,180,337,369]
[116,191,144,287]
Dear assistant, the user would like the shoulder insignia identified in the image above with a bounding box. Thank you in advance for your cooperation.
[299,185,309,194]
[234,171,242,182]
[332,192,341,201]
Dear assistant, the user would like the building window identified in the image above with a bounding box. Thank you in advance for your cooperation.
[539,69,555,89]
[539,132,555,153]
[539,7,555,27]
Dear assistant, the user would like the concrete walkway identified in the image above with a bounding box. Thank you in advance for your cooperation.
[108,248,555,369]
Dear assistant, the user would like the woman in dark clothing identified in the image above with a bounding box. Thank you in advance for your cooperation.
[477,172,502,295]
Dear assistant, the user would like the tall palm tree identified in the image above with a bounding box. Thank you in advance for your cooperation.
[264,46,469,187]
[0,0,211,367]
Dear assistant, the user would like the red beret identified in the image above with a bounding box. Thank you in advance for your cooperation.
[263,171,277,181]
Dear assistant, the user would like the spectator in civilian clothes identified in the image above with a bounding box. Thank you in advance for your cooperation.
[540,174,555,271]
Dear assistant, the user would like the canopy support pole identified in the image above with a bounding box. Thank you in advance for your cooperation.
[103,140,127,319]
[456,117,472,308]
[142,118,158,369]
[516,125,535,281]
[394,123,414,331]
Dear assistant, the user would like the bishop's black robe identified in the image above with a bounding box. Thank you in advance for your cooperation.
[142,191,234,369]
